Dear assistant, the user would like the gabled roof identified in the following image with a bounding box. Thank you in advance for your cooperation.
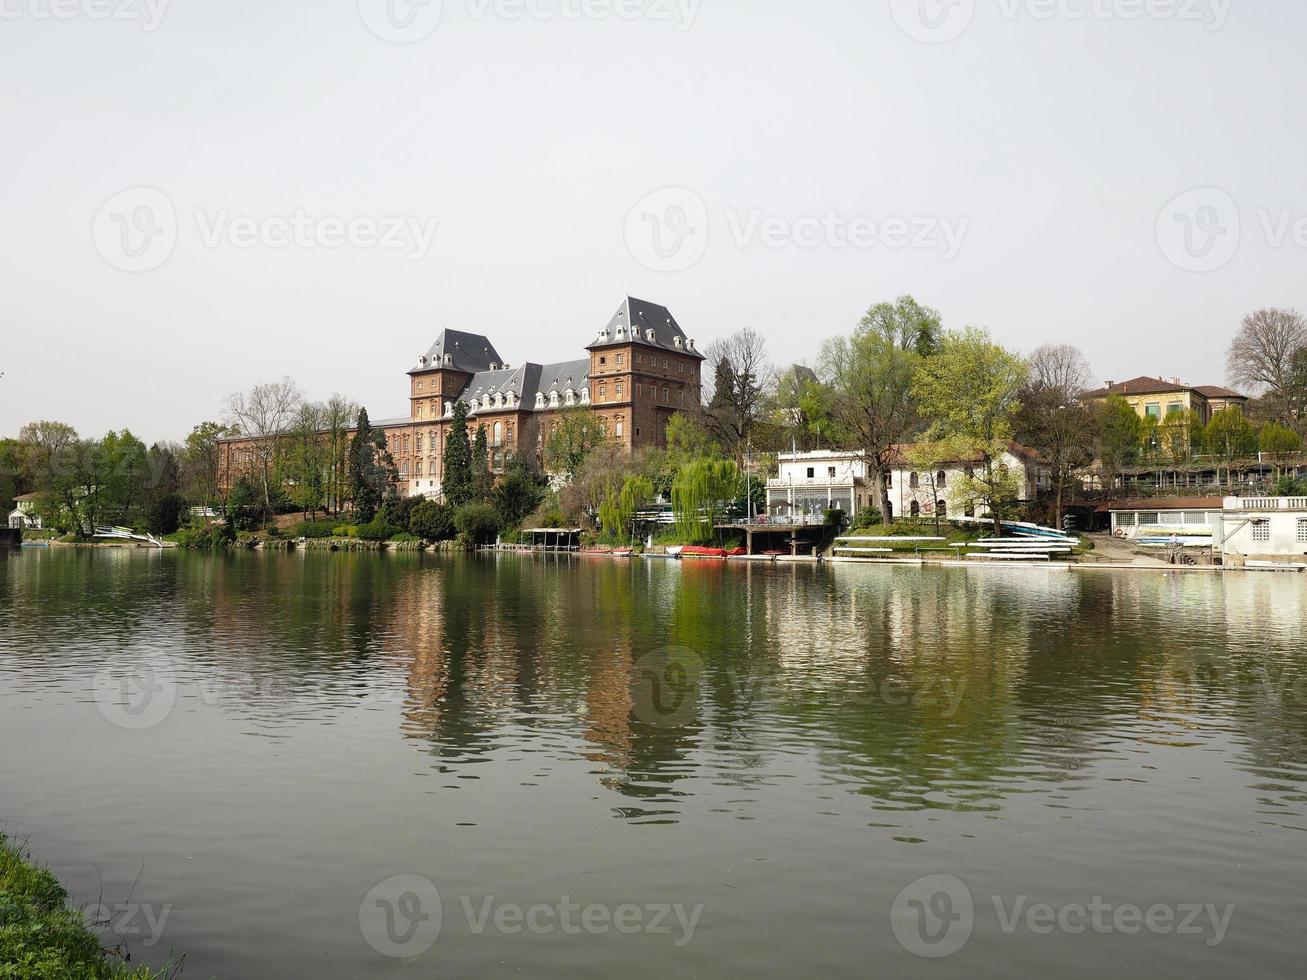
[410,330,504,375]
[1083,377,1248,401]
[588,297,704,359]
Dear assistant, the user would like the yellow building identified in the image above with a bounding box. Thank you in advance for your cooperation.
[1084,376,1247,426]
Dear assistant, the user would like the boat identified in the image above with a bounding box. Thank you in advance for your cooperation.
[665,546,684,557]
[681,546,728,560]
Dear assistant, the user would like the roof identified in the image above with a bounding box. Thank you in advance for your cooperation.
[1083,376,1247,401]
[13,492,40,501]
[1193,385,1248,400]
[1099,496,1223,513]
[886,442,1047,466]
[587,297,704,359]
[409,330,504,375]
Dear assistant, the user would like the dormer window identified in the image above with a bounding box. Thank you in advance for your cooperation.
[616,326,625,339]
[565,389,575,406]
[581,387,590,404]
[444,401,453,416]
[550,391,560,407]
[494,392,504,408]
[535,393,545,409]
[647,328,655,341]
[674,337,682,349]
[443,353,452,365]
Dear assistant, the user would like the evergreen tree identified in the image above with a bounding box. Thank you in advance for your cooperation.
[471,426,493,501]
[443,401,474,507]
[348,408,398,523]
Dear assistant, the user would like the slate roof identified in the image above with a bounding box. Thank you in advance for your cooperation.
[410,330,504,375]
[588,297,704,360]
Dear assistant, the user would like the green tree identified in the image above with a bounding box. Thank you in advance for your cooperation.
[348,408,398,523]
[543,406,607,481]
[492,455,547,527]
[911,328,1028,531]
[671,458,738,544]
[599,474,655,543]
[454,502,501,546]
[1094,395,1142,490]
[1259,420,1302,460]
[859,295,942,358]
[288,402,328,520]
[409,499,456,541]
[181,421,230,514]
[443,401,475,507]
[818,307,924,520]
[1205,406,1258,461]
[471,425,493,501]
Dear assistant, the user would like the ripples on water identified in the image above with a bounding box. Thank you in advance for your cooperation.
[2,549,1307,978]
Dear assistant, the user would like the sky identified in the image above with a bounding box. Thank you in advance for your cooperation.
[1,0,1304,443]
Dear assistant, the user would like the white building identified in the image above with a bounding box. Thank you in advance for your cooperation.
[1219,496,1307,565]
[7,492,42,530]
[767,445,1049,521]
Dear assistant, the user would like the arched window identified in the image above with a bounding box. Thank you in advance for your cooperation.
[581,387,590,404]
[936,499,947,518]
[937,471,947,487]
[565,389,575,407]
[536,393,546,409]
[493,421,502,445]
[549,391,560,407]
[910,500,920,518]
[909,472,919,489]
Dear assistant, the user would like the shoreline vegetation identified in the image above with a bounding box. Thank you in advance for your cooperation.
[0,833,180,979]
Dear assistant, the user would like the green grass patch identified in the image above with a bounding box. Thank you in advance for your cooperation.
[0,833,178,978]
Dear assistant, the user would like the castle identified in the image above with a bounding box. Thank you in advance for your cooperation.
[218,297,706,500]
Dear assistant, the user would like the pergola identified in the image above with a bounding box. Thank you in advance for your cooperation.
[522,528,582,552]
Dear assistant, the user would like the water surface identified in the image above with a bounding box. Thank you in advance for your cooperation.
[2,549,1306,977]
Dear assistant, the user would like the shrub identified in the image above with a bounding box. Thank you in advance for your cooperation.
[356,517,402,542]
[454,502,500,546]
[175,524,234,550]
[293,520,338,538]
[409,499,455,541]
[851,509,882,530]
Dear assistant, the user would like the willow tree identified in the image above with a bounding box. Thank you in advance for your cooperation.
[599,474,655,543]
[671,459,738,544]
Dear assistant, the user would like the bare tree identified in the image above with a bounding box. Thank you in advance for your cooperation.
[226,377,303,522]
[705,328,774,461]
[1228,308,1306,421]
[323,394,359,515]
[1015,344,1097,524]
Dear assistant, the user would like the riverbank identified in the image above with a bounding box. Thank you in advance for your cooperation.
[0,833,177,979]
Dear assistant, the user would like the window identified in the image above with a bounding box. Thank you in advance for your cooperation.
[910,472,919,489]
[1298,519,1307,543]
[636,384,641,398]
[828,467,837,478]
[600,356,607,366]
[1145,403,1162,419]
[937,500,947,518]
[506,424,513,442]
[416,461,423,476]
[1167,402,1184,415]
[616,421,624,438]
[599,384,607,400]
[1253,520,1270,543]
[1139,512,1159,526]
[493,421,502,444]
[910,501,921,517]
[662,386,669,402]
[617,353,624,365]
[937,471,947,487]
[806,467,815,479]
[616,383,623,398]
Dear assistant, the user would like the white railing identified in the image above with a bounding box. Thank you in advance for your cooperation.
[766,477,859,489]
[1227,497,1307,511]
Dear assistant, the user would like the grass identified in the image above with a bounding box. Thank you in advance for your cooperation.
[0,833,179,979]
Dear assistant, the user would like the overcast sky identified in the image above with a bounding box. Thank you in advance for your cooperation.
[1,0,1303,442]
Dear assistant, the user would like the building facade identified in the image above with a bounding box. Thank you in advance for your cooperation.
[1219,496,1307,565]
[767,445,1050,521]
[1083,376,1248,425]
[218,297,705,500]
[6,492,42,530]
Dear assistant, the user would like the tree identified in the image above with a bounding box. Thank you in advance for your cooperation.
[1259,421,1302,477]
[323,394,359,515]
[181,421,230,514]
[1015,344,1097,523]
[818,306,924,521]
[348,408,398,523]
[288,401,328,519]
[454,502,500,546]
[704,329,773,460]
[1094,395,1142,491]
[542,406,607,481]
[408,499,456,541]
[226,377,303,524]
[471,425,493,501]
[599,474,655,543]
[1204,407,1258,480]
[443,401,475,507]
[671,458,738,543]
[0,437,27,517]
[1227,309,1306,426]
[911,328,1028,532]
[492,455,547,528]
[18,421,78,487]
[859,295,942,358]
